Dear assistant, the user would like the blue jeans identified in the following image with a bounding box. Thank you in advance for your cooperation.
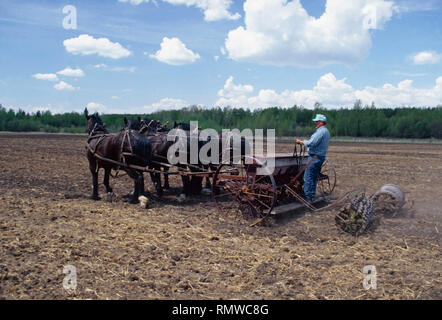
[303,155,325,202]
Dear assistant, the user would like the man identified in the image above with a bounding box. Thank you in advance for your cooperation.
[296,114,330,203]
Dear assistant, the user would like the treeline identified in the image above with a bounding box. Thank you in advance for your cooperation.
[1,104,442,139]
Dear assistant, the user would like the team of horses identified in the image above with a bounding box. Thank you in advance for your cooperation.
[85,108,247,204]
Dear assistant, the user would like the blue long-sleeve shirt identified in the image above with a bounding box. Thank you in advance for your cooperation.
[303,126,330,157]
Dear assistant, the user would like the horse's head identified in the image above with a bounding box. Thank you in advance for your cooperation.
[138,118,165,134]
[124,117,143,131]
[157,121,170,132]
[173,122,197,131]
[85,108,106,135]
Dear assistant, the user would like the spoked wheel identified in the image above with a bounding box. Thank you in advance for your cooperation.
[212,156,277,226]
[318,159,337,198]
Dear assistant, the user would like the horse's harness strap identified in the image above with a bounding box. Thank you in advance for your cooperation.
[87,133,107,143]
[122,152,145,162]
[87,129,135,172]
[139,119,156,134]
[119,129,132,164]
[86,130,112,173]
[86,132,110,159]
[86,143,101,174]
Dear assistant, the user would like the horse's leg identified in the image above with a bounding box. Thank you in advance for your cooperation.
[155,171,163,196]
[190,175,203,195]
[139,172,144,195]
[127,172,148,198]
[89,160,100,200]
[103,167,115,202]
[204,165,212,189]
[140,173,149,197]
[127,170,142,204]
[103,167,113,193]
[148,171,159,197]
[205,177,212,189]
[135,172,144,203]
[163,167,170,189]
[184,168,191,196]
[199,165,212,196]
[149,167,163,197]
[152,166,163,197]
[177,175,188,203]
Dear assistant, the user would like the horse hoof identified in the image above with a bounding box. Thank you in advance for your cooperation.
[124,190,135,198]
[129,198,139,204]
[89,195,101,201]
[138,196,149,209]
[106,192,115,202]
[177,194,186,203]
[201,188,212,196]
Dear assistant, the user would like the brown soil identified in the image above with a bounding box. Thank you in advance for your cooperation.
[0,133,440,300]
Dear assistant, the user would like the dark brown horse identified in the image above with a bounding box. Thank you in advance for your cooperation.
[85,109,152,204]
[123,117,171,195]
[171,123,251,193]
[121,119,249,200]
[124,118,203,198]
[124,117,168,134]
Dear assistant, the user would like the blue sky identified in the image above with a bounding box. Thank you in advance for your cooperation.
[0,0,441,114]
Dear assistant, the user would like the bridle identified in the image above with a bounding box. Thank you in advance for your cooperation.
[87,121,108,145]
[89,122,99,137]
[139,119,157,134]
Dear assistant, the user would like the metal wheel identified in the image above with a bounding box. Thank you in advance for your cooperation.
[318,159,336,197]
[212,156,277,225]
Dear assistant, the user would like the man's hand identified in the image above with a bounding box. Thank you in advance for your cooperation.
[296,139,303,145]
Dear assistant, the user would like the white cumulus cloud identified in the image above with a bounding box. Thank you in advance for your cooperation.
[63,34,131,59]
[93,64,136,72]
[118,0,150,4]
[216,73,442,109]
[412,51,441,65]
[216,76,254,107]
[87,102,107,112]
[225,0,397,67]
[164,0,240,21]
[110,66,136,72]
[144,97,189,112]
[86,98,188,114]
[32,73,59,81]
[54,81,76,91]
[150,37,200,65]
[57,67,85,77]
[118,0,240,21]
